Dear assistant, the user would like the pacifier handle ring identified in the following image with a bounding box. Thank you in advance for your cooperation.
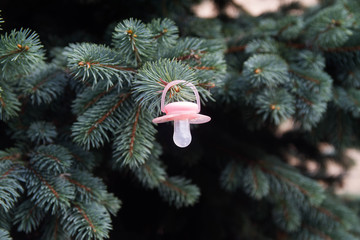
[160,80,201,113]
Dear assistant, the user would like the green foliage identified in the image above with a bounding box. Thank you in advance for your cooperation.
[0,229,11,240]
[0,160,23,212]
[30,145,73,174]
[0,208,12,231]
[14,199,45,233]
[25,168,75,214]
[71,90,131,149]
[112,18,155,66]
[183,18,223,39]
[61,143,97,172]
[242,165,270,200]
[0,82,21,121]
[305,4,354,48]
[219,161,243,192]
[65,43,133,88]
[62,203,112,240]
[158,176,200,208]
[0,29,45,79]
[255,88,295,124]
[272,200,301,232]
[131,144,167,189]
[40,216,69,240]
[27,121,57,144]
[19,64,67,105]
[243,54,288,88]
[148,18,179,56]
[112,105,156,168]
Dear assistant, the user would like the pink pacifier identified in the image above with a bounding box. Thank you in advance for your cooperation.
[152,80,211,148]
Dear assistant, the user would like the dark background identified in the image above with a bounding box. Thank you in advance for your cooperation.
[2,0,160,44]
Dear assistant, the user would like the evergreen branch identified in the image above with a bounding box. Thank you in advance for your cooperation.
[0,83,21,121]
[246,39,279,55]
[314,206,341,223]
[324,45,360,52]
[0,153,21,161]
[153,30,167,39]
[65,43,132,88]
[289,69,320,84]
[62,170,121,216]
[62,202,112,240]
[19,64,68,105]
[75,204,97,232]
[0,29,45,79]
[29,167,59,199]
[130,143,166,189]
[305,5,354,48]
[226,163,237,186]
[162,38,204,59]
[0,167,14,179]
[303,224,333,240]
[0,148,22,162]
[41,215,70,240]
[113,105,156,168]
[79,62,137,73]
[0,229,11,240]
[0,96,5,107]
[72,81,116,116]
[227,44,360,54]
[220,161,243,192]
[242,165,270,199]
[255,88,295,125]
[149,18,179,52]
[262,166,309,196]
[129,106,141,157]
[226,45,246,53]
[83,86,114,111]
[261,158,325,206]
[14,200,45,233]
[27,121,57,144]
[333,87,360,118]
[191,66,216,70]
[72,91,131,149]
[272,200,301,232]
[62,143,97,171]
[157,176,200,208]
[176,50,205,62]
[295,94,313,106]
[0,208,12,232]
[0,44,30,60]
[242,54,289,88]
[160,179,188,196]
[308,197,359,231]
[30,145,73,174]
[87,93,130,135]
[64,175,93,194]
[0,160,23,212]
[26,167,74,214]
[112,18,155,66]
[31,71,57,91]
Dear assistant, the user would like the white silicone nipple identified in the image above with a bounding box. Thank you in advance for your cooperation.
[173,119,192,148]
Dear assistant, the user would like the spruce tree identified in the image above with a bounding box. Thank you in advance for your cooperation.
[1,0,360,239]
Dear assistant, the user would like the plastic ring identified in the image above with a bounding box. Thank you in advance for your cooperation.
[160,80,201,113]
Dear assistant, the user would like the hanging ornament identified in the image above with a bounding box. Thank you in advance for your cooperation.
[153,80,211,148]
